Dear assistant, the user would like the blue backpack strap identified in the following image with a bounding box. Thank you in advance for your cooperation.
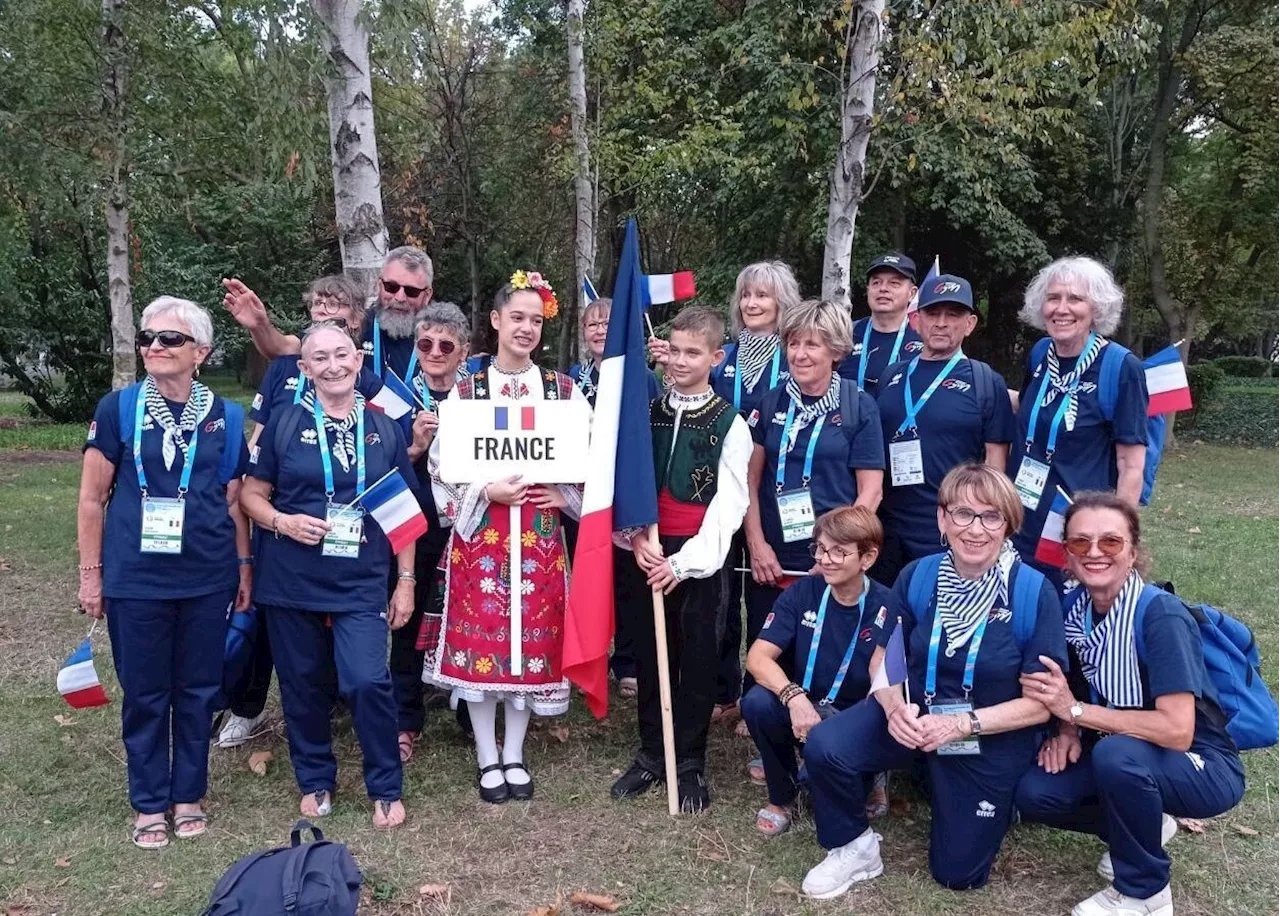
[969,359,999,425]
[1030,337,1052,375]
[1130,584,1164,662]
[1096,341,1129,423]
[1010,560,1046,650]
[907,553,945,617]
[219,399,244,485]
[839,378,861,434]
[273,404,307,465]
[117,382,142,444]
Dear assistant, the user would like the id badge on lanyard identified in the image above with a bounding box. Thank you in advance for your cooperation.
[313,400,367,560]
[776,405,824,544]
[889,439,925,487]
[1014,456,1050,510]
[1018,336,1092,510]
[134,391,200,555]
[930,699,980,755]
[889,352,963,489]
[924,600,989,756]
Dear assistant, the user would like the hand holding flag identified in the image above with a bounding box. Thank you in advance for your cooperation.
[58,627,109,709]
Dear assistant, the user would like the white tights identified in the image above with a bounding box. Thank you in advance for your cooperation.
[471,696,533,789]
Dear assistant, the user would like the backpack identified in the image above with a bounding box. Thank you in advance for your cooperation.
[1029,338,1162,505]
[1133,583,1280,751]
[202,820,362,916]
[906,552,1044,651]
[118,383,245,487]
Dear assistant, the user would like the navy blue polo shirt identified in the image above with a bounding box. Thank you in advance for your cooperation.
[837,317,924,397]
[758,574,903,708]
[250,404,418,614]
[361,320,417,380]
[713,341,790,419]
[1007,341,1148,557]
[249,354,384,427]
[86,389,247,600]
[877,357,1016,557]
[880,558,1066,753]
[750,382,885,572]
[569,362,660,409]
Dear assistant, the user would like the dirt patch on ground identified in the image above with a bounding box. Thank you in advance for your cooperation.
[0,448,79,467]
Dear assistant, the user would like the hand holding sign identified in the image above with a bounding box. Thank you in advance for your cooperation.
[437,400,591,484]
[485,475,528,506]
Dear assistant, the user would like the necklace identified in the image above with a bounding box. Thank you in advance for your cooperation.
[491,360,533,377]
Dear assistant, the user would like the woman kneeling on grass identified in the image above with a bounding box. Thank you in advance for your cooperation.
[1015,492,1245,916]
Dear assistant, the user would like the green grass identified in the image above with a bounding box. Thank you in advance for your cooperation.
[0,444,1275,915]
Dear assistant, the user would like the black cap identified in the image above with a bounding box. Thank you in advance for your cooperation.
[866,253,917,284]
[916,274,976,312]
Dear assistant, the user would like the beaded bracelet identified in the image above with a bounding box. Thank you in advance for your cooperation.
[77,563,103,572]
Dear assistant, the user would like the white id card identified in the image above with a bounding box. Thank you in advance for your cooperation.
[889,439,925,487]
[140,497,186,554]
[930,699,980,756]
[776,489,816,543]
[1013,456,1050,510]
[323,506,363,559]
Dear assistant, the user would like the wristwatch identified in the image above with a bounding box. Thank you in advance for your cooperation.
[966,710,982,736]
[1070,701,1085,722]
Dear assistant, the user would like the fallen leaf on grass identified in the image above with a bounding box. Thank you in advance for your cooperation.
[8,905,36,916]
[569,890,619,912]
[53,714,74,727]
[547,724,570,743]
[770,877,800,896]
[151,882,165,891]
[0,558,11,571]
[248,750,273,776]
[1187,526,1202,534]
[1233,824,1260,836]
[419,883,451,901]
[2,855,17,865]
[1177,817,1206,834]
[54,856,71,868]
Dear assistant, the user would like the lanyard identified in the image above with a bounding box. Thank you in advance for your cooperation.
[733,346,781,411]
[856,317,909,391]
[1025,332,1095,460]
[924,597,992,703]
[370,316,415,380]
[292,364,308,405]
[895,351,965,438]
[775,400,825,493]
[134,385,200,499]
[312,399,366,503]
[802,580,868,705]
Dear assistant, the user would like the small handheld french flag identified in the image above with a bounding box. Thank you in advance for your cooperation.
[1035,490,1072,569]
[57,635,109,709]
[360,469,429,554]
[367,369,420,439]
[869,618,908,695]
[1144,345,1193,416]
[583,276,600,304]
[639,272,696,307]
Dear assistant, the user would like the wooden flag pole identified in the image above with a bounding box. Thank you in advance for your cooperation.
[647,523,680,816]
[510,503,524,675]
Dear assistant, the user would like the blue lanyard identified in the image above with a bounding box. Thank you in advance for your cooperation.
[370,316,414,379]
[292,365,308,405]
[924,596,992,703]
[312,399,366,503]
[895,351,965,438]
[802,580,868,704]
[134,383,201,499]
[1025,333,1095,460]
[775,400,825,493]
[733,346,781,411]
[856,317,909,391]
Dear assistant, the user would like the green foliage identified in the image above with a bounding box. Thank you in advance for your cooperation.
[1183,386,1278,447]
[1186,362,1225,414]
[1212,356,1275,378]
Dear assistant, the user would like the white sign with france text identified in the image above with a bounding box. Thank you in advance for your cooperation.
[437,399,591,484]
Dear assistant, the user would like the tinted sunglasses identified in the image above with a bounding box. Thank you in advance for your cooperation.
[416,337,457,356]
[381,279,428,299]
[136,329,195,349]
[1064,534,1129,557]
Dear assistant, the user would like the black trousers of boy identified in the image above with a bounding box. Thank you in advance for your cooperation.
[633,534,724,773]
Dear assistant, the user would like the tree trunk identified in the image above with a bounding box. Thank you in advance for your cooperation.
[312,0,389,300]
[102,0,134,390]
[565,0,593,369]
[820,0,885,310]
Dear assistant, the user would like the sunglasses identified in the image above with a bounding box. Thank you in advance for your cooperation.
[381,279,428,299]
[1064,534,1130,557]
[416,337,458,356]
[136,329,196,349]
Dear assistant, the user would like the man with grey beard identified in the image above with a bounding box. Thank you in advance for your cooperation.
[223,245,434,380]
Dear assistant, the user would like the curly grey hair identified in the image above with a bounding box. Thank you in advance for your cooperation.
[415,301,470,345]
[729,260,802,336]
[385,245,435,287]
[1020,256,1125,337]
[140,297,214,349]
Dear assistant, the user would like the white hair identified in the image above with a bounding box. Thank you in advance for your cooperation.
[385,245,434,286]
[140,296,214,348]
[1020,256,1125,336]
[729,260,802,335]
[299,320,358,354]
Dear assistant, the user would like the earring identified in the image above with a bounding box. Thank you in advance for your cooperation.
[193,365,201,379]
[939,532,948,546]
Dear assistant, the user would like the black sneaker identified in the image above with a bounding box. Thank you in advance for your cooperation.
[677,768,710,813]
[611,759,663,799]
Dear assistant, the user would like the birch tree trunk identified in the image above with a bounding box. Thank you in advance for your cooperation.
[102,0,134,390]
[564,0,594,368]
[820,0,885,310]
[312,0,389,300]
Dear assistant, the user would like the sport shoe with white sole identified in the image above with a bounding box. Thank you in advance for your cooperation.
[801,829,883,899]
[1072,883,1173,916]
[217,712,267,748]
[1098,813,1178,881]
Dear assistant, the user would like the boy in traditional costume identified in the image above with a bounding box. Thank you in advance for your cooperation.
[611,306,752,811]
[419,272,588,803]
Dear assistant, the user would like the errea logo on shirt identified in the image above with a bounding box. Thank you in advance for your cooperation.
[771,411,787,426]
[362,341,375,355]
[850,343,864,355]
[801,609,818,629]
[723,364,736,377]
[285,376,299,391]
[300,428,318,444]
[976,800,996,818]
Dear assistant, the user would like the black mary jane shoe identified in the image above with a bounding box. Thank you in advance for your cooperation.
[502,762,534,801]
[477,763,509,804]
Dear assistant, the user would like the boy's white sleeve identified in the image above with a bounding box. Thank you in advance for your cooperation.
[666,415,751,580]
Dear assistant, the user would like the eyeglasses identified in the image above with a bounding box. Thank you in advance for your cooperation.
[808,542,855,563]
[1064,534,1130,557]
[381,279,428,299]
[584,320,609,332]
[136,329,196,349]
[310,295,350,316]
[944,506,1006,531]
[416,337,458,356]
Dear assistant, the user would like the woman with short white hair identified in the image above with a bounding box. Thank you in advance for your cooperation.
[1007,256,1149,584]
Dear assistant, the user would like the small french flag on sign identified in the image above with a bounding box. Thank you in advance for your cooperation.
[494,406,536,430]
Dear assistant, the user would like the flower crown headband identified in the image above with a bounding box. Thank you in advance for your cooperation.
[509,270,559,320]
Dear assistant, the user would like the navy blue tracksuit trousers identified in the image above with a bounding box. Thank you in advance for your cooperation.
[263,604,402,802]
[106,589,234,814]
[1015,734,1245,899]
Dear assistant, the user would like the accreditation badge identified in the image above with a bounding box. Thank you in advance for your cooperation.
[889,438,925,487]
[1013,456,1050,510]
[140,497,186,554]
[322,506,363,559]
[776,489,816,543]
[930,699,980,756]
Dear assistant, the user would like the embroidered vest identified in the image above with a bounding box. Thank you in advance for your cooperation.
[651,395,735,506]
[456,365,574,401]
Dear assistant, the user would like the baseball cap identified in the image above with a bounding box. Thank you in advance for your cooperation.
[916,274,976,312]
[866,253,917,284]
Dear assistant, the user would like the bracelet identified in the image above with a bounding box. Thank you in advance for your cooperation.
[271,511,281,539]
[397,572,416,582]
[778,682,805,706]
[238,557,254,567]
[77,563,103,571]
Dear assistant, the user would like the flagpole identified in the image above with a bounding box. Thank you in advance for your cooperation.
[509,503,524,676]
[647,523,680,816]
[898,616,910,707]
[335,468,397,512]
[88,618,99,640]
[644,312,657,342]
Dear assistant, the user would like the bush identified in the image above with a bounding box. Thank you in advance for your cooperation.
[1186,362,1225,415]
[1182,386,1278,447]
[1211,356,1275,378]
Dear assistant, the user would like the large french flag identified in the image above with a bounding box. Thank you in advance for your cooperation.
[367,368,420,439]
[57,637,109,709]
[1144,345,1193,416]
[362,469,429,554]
[563,219,660,718]
[1035,490,1072,569]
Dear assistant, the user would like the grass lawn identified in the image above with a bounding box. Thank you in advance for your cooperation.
[0,442,1275,916]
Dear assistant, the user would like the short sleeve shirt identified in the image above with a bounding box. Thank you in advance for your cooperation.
[837,317,924,397]
[713,341,790,419]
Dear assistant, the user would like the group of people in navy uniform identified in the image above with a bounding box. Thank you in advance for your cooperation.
[74,244,1244,916]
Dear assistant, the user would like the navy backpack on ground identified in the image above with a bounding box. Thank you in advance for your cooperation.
[203,820,362,916]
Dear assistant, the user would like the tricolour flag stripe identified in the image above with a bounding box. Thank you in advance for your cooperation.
[57,638,109,709]
[1144,348,1192,415]
[362,470,429,554]
[521,406,536,430]
[640,271,696,307]
[868,619,907,694]
[1035,491,1071,569]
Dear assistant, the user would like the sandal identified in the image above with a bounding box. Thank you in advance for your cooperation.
[301,789,332,818]
[398,731,418,764]
[709,701,737,724]
[617,677,638,699]
[865,773,889,819]
[747,756,766,786]
[755,807,793,837]
[373,799,405,829]
[132,818,169,849]
[172,812,208,839]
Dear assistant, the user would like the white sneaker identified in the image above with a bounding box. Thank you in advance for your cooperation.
[1072,883,1173,916]
[1098,813,1178,881]
[217,712,267,748]
[801,829,883,899]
